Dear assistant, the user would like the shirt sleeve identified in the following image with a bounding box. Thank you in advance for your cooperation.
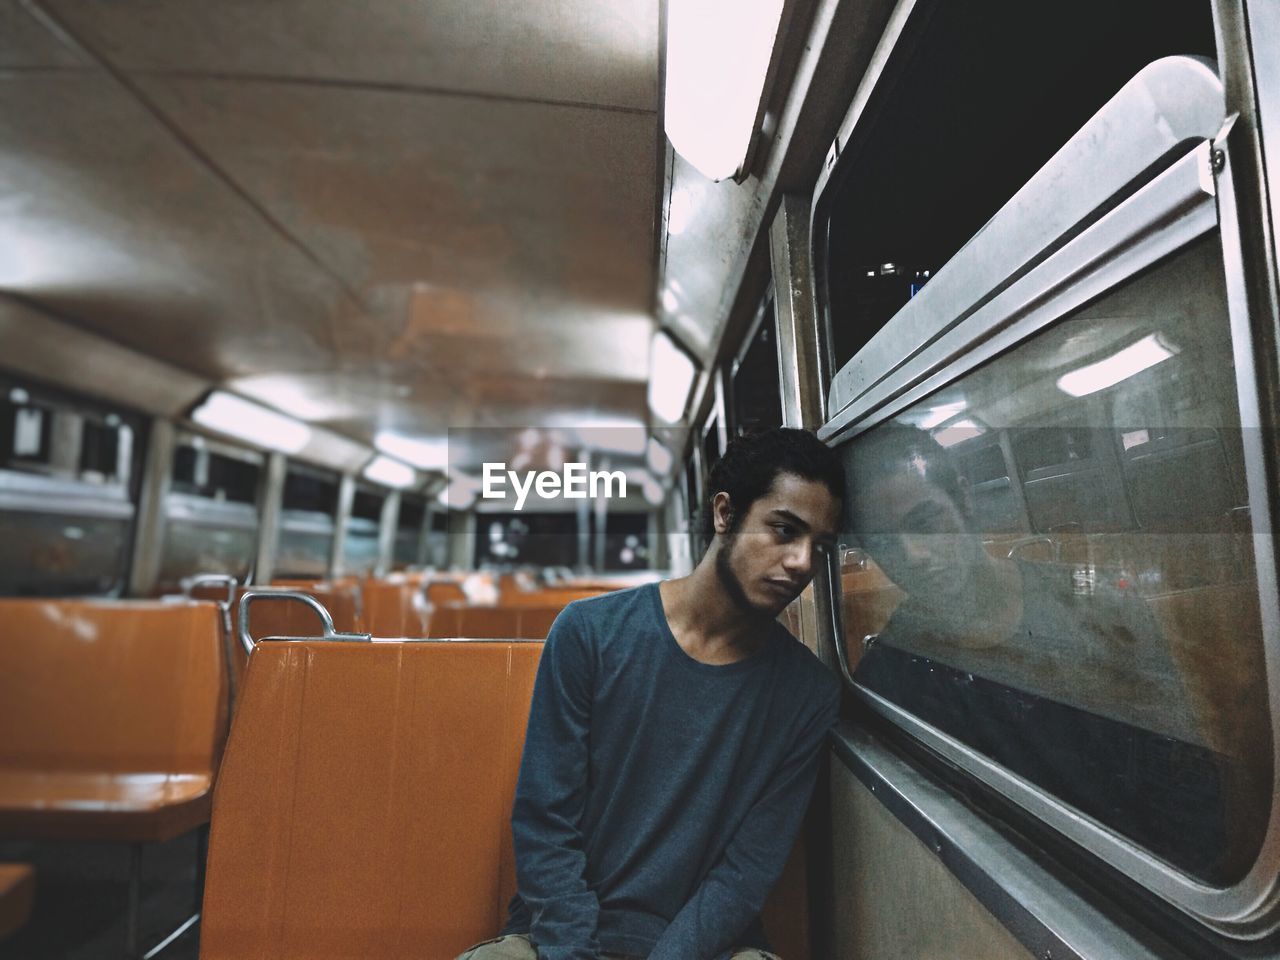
[647,676,841,960]
[509,604,601,960]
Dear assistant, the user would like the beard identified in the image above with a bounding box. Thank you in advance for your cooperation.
[714,533,783,619]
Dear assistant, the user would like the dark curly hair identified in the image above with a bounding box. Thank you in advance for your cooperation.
[702,427,845,540]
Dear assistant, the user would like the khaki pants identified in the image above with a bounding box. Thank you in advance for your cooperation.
[456,933,781,959]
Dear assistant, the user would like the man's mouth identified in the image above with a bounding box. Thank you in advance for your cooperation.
[763,579,800,601]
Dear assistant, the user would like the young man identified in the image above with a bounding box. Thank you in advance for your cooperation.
[457,428,845,960]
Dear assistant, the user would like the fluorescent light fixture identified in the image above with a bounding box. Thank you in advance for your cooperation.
[934,420,985,448]
[190,391,311,454]
[363,455,416,489]
[375,431,449,470]
[438,479,476,511]
[665,0,787,181]
[646,437,674,476]
[649,331,697,423]
[918,401,966,430]
[1057,334,1175,398]
[642,475,665,507]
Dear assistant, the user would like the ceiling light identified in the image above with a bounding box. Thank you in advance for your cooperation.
[375,431,449,470]
[665,0,788,181]
[642,475,665,507]
[438,480,476,511]
[1057,334,1176,397]
[646,437,674,476]
[190,391,311,454]
[649,331,698,423]
[917,401,966,430]
[363,455,417,489]
[933,420,985,448]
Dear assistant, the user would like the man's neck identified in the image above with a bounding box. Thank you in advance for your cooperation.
[660,554,770,665]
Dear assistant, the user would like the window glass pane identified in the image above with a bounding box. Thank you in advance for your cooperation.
[819,0,1216,372]
[0,511,130,596]
[276,525,333,580]
[838,235,1272,885]
[158,518,256,588]
[172,444,261,504]
[475,512,578,567]
[730,304,784,437]
[603,514,649,570]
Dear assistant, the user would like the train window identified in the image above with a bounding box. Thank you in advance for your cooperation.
[700,416,721,494]
[276,465,339,579]
[475,512,578,568]
[816,0,1216,371]
[158,437,262,590]
[344,486,384,575]
[838,235,1272,889]
[603,513,649,570]
[393,496,425,568]
[0,382,140,596]
[427,509,449,568]
[78,418,129,485]
[728,294,784,438]
[171,441,261,505]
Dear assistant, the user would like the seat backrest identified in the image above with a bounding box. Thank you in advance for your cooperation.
[201,638,812,959]
[0,599,227,776]
[200,640,542,959]
[361,577,429,637]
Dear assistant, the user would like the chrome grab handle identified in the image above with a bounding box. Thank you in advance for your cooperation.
[236,590,372,656]
[1006,535,1059,561]
[182,573,238,636]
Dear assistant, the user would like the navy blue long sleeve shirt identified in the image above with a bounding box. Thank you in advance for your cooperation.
[503,583,841,960]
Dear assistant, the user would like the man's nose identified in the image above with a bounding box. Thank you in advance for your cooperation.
[900,534,934,566]
[781,540,814,579]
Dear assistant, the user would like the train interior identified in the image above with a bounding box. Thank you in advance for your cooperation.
[2,0,1280,958]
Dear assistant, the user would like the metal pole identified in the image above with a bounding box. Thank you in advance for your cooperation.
[252,452,286,585]
[127,417,175,596]
[328,473,356,579]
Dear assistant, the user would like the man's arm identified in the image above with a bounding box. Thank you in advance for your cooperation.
[510,605,600,960]
[647,683,840,960]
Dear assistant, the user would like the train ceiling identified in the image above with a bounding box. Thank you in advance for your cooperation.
[0,0,660,475]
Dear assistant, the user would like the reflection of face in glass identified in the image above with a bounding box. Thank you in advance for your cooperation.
[852,455,990,612]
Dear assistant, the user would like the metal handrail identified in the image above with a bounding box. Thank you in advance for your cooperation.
[236,590,372,656]
[1005,535,1059,562]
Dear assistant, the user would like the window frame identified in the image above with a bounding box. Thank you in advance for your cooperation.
[816,68,1280,936]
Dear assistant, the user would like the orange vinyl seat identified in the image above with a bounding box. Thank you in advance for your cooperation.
[0,863,34,942]
[426,604,568,640]
[362,575,431,637]
[0,599,228,844]
[201,638,812,959]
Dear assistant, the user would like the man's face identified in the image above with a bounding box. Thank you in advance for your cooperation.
[851,466,986,606]
[714,472,841,618]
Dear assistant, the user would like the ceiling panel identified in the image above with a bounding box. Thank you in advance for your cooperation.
[138,79,657,303]
[0,73,371,382]
[44,0,658,110]
[0,1,87,69]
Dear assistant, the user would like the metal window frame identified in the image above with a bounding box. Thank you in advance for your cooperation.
[818,119,1280,935]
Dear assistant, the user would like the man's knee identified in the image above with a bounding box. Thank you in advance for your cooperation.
[731,951,783,960]
[455,933,536,959]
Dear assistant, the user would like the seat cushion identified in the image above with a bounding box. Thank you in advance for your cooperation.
[0,771,212,843]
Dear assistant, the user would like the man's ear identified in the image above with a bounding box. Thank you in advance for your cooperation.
[711,491,735,534]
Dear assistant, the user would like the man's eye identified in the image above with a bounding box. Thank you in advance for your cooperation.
[773,524,796,538]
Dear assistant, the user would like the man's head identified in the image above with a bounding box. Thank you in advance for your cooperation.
[846,425,988,605]
[704,428,844,617]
